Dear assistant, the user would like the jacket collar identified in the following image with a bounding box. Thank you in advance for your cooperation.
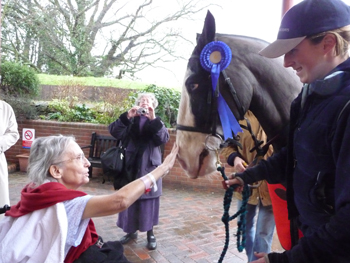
[305,57,350,97]
[308,71,346,96]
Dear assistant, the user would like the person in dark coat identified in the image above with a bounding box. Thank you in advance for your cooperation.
[225,0,350,262]
[108,92,169,250]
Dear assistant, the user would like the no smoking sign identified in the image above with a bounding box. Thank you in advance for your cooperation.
[22,128,35,149]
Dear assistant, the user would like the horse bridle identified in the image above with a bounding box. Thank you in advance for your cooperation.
[176,68,246,150]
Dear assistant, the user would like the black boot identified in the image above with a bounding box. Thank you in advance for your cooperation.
[120,232,138,244]
[146,229,157,250]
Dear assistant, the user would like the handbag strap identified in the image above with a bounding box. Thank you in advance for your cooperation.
[119,121,132,147]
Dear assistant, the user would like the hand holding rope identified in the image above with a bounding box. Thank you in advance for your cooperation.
[216,159,250,263]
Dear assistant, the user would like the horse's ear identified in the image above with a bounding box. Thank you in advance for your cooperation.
[196,10,216,46]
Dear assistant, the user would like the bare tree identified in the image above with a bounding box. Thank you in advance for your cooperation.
[1,0,212,78]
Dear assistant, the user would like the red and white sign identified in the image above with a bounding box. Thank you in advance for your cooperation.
[22,128,35,149]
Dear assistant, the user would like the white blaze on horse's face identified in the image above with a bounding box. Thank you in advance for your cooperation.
[176,69,218,178]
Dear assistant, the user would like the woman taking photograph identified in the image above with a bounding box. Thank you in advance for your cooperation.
[108,92,169,250]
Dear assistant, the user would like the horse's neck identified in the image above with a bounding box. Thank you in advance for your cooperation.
[249,106,289,151]
[249,71,301,150]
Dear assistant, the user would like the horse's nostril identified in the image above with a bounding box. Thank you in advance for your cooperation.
[199,149,209,166]
[177,156,187,170]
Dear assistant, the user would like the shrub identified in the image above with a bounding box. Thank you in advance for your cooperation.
[0,61,40,97]
[37,84,180,127]
[0,61,41,119]
[43,99,98,123]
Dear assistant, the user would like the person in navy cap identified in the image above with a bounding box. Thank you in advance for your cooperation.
[225,0,350,262]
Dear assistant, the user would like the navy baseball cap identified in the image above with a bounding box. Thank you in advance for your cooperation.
[259,0,350,58]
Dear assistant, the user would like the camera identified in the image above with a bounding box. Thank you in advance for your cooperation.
[137,107,148,115]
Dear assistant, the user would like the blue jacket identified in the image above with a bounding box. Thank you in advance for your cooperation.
[237,58,350,263]
[108,112,169,199]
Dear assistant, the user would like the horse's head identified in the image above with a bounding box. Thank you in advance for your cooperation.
[176,11,301,179]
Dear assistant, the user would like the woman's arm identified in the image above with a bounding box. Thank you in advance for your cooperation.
[82,143,178,219]
[224,147,288,189]
[108,112,130,140]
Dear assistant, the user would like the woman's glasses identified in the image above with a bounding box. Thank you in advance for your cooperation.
[53,154,88,165]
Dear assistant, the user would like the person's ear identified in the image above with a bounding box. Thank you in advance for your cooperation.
[323,34,337,55]
[49,165,63,180]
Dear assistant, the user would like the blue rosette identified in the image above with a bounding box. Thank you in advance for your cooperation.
[199,41,242,139]
[200,41,232,73]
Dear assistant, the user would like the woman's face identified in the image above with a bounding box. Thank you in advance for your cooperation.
[283,38,329,83]
[139,95,152,108]
[55,141,91,189]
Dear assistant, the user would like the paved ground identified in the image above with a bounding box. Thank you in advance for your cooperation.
[7,171,283,263]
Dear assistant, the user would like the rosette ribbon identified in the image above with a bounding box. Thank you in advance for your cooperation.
[200,41,242,139]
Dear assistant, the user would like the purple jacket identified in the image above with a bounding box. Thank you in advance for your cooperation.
[108,112,169,199]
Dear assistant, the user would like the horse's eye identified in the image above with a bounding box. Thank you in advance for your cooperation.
[189,83,199,91]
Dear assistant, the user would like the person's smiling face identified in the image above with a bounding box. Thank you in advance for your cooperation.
[283,38,328,84]
[55,141,91,189]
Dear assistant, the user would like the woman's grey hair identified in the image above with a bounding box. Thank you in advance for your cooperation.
[27,135,75,186]
[134,92,158,109]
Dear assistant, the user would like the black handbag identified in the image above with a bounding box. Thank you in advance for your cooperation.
[73,236,130,263]
[101,135,132,189]
[101,141,126,175]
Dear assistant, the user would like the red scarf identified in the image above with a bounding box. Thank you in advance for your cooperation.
[6,182,98,263]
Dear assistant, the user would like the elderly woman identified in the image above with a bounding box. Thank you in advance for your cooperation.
[0,135,178,263]
[108,92,169,250]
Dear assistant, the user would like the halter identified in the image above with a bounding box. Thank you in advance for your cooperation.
[176,67,246,146]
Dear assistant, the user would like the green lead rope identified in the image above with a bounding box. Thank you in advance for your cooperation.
[217,165,250,263]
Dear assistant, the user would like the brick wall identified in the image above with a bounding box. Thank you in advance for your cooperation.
[6,120,234,191]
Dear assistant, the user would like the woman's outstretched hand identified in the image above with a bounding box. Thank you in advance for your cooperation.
[162,143,179,174]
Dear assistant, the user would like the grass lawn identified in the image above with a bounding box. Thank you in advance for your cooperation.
[37,74,180,90]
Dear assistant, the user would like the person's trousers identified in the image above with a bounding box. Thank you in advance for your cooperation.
[237,199,275,262]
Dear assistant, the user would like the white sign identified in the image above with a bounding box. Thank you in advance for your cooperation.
[22,128,35,148]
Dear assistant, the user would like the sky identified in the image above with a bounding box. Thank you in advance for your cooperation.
[134,0,299,89]
[135,0,350,89]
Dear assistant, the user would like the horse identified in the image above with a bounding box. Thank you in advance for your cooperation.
[175,10,304,251]
[176,10,302,179]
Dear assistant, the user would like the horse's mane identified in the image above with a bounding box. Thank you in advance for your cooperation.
[215,33,270,46]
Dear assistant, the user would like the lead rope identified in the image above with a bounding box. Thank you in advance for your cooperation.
[216,150,250,263]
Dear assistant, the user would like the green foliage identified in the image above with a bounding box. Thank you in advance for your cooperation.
[39,84,180,127]
[0,61,40,97]
[128,84,180,127]
[4,96,39,120]
[44,99,98,123]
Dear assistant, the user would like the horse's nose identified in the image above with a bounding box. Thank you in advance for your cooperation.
[199,148,209,167]
[177,155,187,171]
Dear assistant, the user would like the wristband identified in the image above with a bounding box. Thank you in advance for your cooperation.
[140,176,152,193]
[148,173,158,192]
